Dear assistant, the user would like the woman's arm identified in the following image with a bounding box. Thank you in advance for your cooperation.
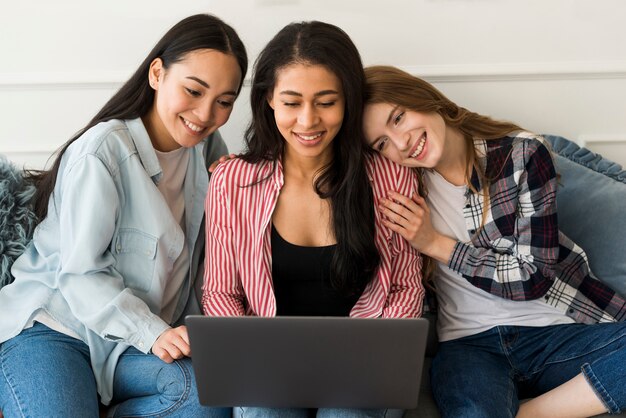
[448,140,559,300]
[202,163,246,316]
[57,154,169,352]
[382,139,559,301]
[383,231,424,318]
[377,161,425,318]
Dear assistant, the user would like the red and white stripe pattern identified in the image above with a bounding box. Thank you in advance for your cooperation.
[202,153,424,318]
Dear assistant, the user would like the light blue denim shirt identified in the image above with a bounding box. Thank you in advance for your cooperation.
[0,118,227,404]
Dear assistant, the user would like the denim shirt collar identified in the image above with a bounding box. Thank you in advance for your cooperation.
[124,118,162,183]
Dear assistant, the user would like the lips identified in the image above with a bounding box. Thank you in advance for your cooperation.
[293,131,325,147]
[181,117,207,135]
[409,132,427,159]
[294,132,323,141]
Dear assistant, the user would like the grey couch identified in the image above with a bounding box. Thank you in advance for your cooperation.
[403,135,626,418]
[1,135,624,417]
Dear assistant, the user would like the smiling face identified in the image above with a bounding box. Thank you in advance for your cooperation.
[268,63,345,164]
[363,102,448,169]
[144,48,242,152]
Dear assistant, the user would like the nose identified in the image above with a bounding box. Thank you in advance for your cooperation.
[297,104,319,128]
[195,99,214,124]
[389,131,411,151]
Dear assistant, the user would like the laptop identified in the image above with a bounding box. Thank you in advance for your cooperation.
[186,315,428,409]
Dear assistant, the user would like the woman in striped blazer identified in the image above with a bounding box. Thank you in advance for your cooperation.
[202,22,425,418]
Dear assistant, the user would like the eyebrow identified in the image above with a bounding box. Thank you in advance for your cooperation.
[279,89,340,97]
[186,76,209,88]
[185,76,238,96]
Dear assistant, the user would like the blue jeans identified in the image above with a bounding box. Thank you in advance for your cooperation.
[0,323,230,418]
[431,322,626,418]
[233,407,403,418]
[0,322,100,417]
[107,346,230,417]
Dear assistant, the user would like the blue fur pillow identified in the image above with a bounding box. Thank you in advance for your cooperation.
[544,135,626,298]
[0,156,37,288]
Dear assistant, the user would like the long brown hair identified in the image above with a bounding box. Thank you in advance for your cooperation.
[27,14,248,221]
[242,22,380,296]
[364,65,523,282]
[364,65,522,187]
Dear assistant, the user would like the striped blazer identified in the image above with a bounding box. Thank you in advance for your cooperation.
[202,153,424,318]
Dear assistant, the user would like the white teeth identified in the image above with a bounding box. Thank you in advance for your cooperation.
[297,133,322,141]
[183,118,203,132]
[410,133,426,158]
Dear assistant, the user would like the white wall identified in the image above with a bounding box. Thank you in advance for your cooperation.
[2,0,625,169]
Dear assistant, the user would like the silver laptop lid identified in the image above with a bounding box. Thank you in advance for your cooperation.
[186,316,428,409]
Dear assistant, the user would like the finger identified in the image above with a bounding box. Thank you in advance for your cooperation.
[380,205,420,238]
[176,328,192,357]
[411,192,427,207]
[380,197,421,224]
[152,345,174,363]
[379,201,410,227]
[176,325,190,346]
[387,192,423,215]
[163,341,185,361]
[388,191,416,207]
[218,153,236,163]
[411,192,424,203]
[166,329,191,358]
[175,342,191,358]
[381,218,412,242]
[152,328,178,362]
[208,160,220,173]
[171,336,191,358]
[411,192,431,215]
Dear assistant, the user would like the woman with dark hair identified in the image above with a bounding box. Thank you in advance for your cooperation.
[202,22,424,418]
[0,14,247,417]
[362,65,626,418]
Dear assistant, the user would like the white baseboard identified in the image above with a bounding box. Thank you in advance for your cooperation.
[577,135,626,168]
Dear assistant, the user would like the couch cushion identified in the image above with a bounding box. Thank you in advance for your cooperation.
[544,135,626,298]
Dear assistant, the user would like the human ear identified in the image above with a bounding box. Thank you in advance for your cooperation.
[267,93,275,110]
[148,58,163,90]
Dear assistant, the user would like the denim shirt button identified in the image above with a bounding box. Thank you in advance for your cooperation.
[138,341,144,348]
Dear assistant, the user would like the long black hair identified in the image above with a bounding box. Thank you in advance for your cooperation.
[28,14,247,220]
[242,21,380,296]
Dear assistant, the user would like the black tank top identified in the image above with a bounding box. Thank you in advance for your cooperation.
[271,224,360,316]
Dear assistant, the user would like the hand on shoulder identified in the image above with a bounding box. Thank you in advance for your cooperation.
[380,191,456,263]
[208,153,237,173]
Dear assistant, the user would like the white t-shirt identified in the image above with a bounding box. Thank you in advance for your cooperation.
[155,146,190,324]
[423,169,574,342]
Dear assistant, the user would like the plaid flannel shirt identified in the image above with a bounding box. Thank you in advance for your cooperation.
[445,131,626,323]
